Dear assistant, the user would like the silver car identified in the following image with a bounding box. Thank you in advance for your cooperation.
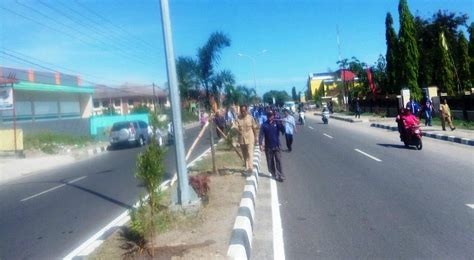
[110,120,149,148]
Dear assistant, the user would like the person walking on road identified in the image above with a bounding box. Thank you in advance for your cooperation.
[282,109,296,152]
[354,98,361,119]
[259,111,286,182]
[440,98,456,131]
[234,105,258,173]
[423,96,433,126]
[214,110,226,139]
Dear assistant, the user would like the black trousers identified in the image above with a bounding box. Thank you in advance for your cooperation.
[265,147,284,178]
[285,133,293,151]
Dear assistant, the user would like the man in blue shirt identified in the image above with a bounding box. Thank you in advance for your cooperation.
[259,111,286,182]
[282,109,296,152]
[405,97,420,116]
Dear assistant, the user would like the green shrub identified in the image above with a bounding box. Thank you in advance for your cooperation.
[129,135,166,254]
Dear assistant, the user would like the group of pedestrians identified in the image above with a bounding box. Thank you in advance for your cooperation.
[231,104,300,182]
[404,96,455,131]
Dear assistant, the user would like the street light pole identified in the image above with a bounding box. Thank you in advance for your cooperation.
[159,0,195,205]
[238,50,266,99]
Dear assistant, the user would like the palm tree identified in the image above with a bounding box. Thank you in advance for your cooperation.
[212,70,235,106]
[176,56,199,100]
[197,32,231,105]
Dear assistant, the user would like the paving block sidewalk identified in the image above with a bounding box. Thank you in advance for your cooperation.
[310,111,474,146]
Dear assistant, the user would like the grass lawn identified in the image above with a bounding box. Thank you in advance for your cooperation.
[24,132,94,154]
[189,142,245,174]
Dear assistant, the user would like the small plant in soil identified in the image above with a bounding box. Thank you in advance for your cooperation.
[128,129,166,257]
[189,175,211,204]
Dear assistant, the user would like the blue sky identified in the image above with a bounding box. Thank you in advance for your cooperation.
[0,0,472,95]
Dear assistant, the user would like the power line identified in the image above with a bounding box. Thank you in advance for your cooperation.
[0,51,160,99]
[55,0,160,57]
[1,48,123,85]
[73,0,160,51]
[38,0,158,59]
[4,2,155,67]
[34,0,157,66]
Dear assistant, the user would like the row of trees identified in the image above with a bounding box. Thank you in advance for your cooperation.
[385,0,473,99]
[176,31,258,108]
[335,0,473,101]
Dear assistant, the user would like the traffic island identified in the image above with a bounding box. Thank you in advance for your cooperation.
[87,142,250,259]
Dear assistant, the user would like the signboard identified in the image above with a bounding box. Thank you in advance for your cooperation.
[0,87,13,110]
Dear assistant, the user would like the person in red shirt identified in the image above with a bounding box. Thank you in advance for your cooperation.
[403,110,419,129]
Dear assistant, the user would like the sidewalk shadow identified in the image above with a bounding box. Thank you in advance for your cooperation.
[377,143,412,150]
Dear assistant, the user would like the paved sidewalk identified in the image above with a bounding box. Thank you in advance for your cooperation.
[308,112,474,146]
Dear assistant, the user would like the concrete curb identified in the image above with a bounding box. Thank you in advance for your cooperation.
[370,123,474,147]
[63,144,215,259]
[227,146,261,260]
[313,112,364,123]
[85,145,109,157]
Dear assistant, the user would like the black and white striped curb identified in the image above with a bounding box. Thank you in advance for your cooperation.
[371,123,474,146]
[313,112,364,123]
[86,146,108,157]
[227,146,261,260]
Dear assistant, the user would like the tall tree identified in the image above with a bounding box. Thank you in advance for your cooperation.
[468,23,474,85]
[457,31,471,91]
[197,31,231,104]
[398,0,421,99]
[291,86,297,101]
[373,55,387,94]
[263,90,289,106]
[414,15,435,88]
[176,56,199,100]
[437,31,456,95]
[385,12,399,94]
[211,70,235,106]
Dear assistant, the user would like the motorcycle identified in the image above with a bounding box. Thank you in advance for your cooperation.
[401,125,423,150]
[299,111,305,125]
[322,111,329,124]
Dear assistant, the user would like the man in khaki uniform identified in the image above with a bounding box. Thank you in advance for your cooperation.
[440,98,456,131]
[234,105,258,172]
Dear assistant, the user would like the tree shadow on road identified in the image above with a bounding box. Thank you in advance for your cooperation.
[65,182,134,209]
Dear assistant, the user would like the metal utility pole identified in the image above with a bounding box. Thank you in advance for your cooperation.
[159,0,194,205]
[337,25,347,111]
[152,82,157,112]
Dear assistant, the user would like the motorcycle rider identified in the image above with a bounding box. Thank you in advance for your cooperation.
[322,104,330,123]
[298,109,305,125]
[396,108,419,141]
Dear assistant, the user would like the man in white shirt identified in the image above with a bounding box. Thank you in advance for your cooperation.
[282,109,296,152]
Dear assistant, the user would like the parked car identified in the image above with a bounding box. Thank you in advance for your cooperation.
[110,120,149,148]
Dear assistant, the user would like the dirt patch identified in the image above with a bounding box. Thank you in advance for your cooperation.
[88,145,246,259]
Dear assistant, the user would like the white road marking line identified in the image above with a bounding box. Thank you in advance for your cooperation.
[271,178,286,260]
[21,176,87,202]
[323,133,333,139]
[466,204,474,209]
[308,126,314,130]
[354,149,382,162]
[63,144,217,259]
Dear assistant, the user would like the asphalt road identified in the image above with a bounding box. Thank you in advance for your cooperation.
[0,125,210,259]
[278,114,474,259]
